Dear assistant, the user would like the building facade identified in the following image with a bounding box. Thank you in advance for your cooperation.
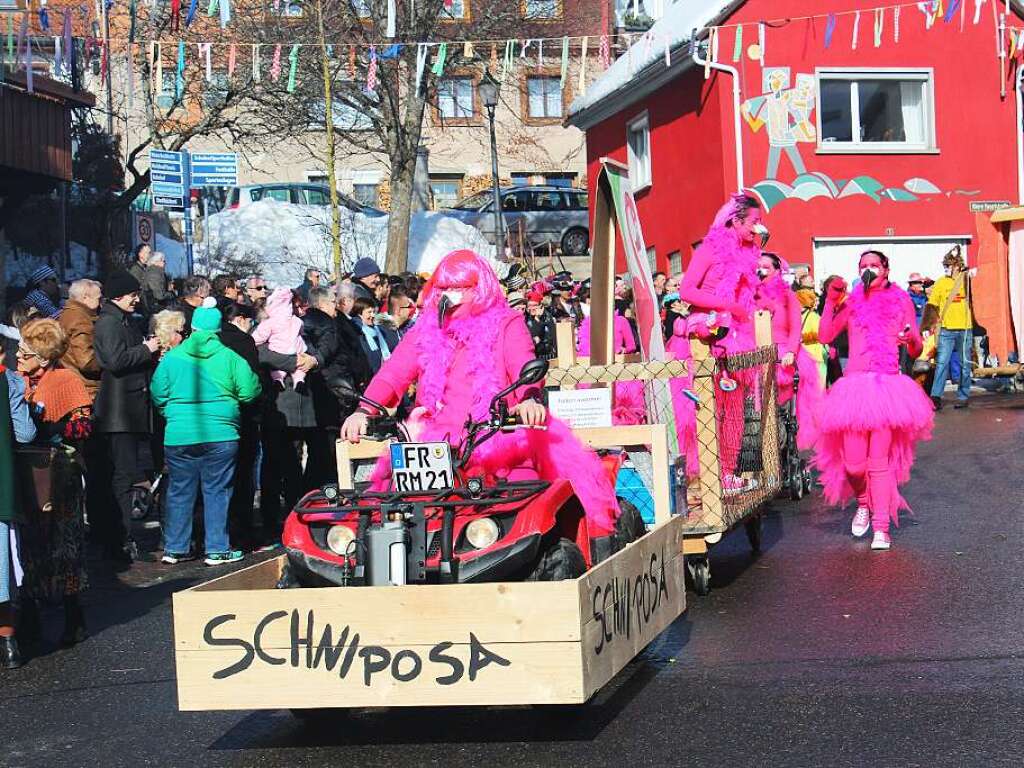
[569,0,1023,359]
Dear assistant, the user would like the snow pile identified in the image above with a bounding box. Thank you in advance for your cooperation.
[568,1,735,123]
[203,199,499,287]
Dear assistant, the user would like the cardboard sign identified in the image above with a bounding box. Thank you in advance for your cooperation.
[548,388,613,428]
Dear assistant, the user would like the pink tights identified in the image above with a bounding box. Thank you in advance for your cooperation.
[841,428,896,534]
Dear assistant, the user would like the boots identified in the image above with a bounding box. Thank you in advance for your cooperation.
[60,596,88,647]
[16,597,42,649]
[0,635,23,670]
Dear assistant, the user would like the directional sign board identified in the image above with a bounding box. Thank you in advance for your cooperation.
[189,152,238,187]
[150,149,187,211]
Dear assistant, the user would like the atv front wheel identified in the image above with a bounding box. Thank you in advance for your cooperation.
[526,538,587,581]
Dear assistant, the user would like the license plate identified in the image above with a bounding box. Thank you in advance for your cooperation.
[389,442,455,492]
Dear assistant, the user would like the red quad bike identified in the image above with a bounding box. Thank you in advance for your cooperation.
[278,359,646,589]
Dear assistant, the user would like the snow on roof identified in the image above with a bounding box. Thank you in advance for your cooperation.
[568,1,742,128]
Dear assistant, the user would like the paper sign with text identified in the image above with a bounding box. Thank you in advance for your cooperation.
[548,389,613,429]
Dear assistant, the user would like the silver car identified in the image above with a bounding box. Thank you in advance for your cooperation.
[443,185,590,256]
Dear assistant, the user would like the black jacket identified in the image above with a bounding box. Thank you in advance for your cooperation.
[352,280,376,303]
[302,308,368,427]
[526,310,558,360]
[93,302,155,433]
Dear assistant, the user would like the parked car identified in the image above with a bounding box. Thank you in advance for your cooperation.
[225,183,386,216]
[442,185,590,256]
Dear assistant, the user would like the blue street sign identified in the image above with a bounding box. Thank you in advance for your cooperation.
[149,149,187,211]
[189,152,238,187]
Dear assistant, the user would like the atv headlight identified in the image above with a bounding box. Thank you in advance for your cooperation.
[465,518,500,550]
[326,525,356,556]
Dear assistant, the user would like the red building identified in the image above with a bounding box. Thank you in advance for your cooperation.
[568,0,1024,360]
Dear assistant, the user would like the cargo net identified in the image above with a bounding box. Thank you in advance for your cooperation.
[684,344,781,534]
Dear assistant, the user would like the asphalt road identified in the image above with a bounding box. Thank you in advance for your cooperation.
[6,393,1024,768]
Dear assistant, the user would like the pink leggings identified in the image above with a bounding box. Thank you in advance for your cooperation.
[841,428,895,533]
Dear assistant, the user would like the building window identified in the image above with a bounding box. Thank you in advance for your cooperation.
[203,73,230,108]
[437,76,475,119]
[429,176,463,209]
[668,250,682,276]
[274,0,304,16]
[511,173,533,186]
[441,0,468,19]
[646,246,656,273]
[353,183,379,207]
[157,71,175,110]
[308,98,374,131]
[817,69,935,152]
[627,111,651,191]
[522,0,561,20]
[526,76,563,120]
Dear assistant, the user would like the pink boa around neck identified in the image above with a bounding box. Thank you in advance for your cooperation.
[411,302,516,423]
[754,272,789,309]
[693,225,760,354]
[845,282,908,375]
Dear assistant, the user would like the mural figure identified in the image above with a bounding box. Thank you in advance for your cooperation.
[741,67,816,181]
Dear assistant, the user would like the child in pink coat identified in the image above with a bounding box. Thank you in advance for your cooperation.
[252,287,307,388]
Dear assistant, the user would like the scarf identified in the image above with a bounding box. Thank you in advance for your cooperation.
[359,322,391,361]
[23,367,92,423]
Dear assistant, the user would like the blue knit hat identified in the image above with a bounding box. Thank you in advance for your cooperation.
[191,296,222,331]
[29,265,57,287]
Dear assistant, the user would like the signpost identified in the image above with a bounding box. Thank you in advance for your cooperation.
[150,149,238,275]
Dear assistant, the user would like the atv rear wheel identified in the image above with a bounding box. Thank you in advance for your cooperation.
[614,499,647,549]
[526,538,587,581]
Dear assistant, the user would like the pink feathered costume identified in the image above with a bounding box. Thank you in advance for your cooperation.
[252,286,307,387]
[813,283,934,532]
[754,272,823,450]
[665,317,699,476]
[363,250,621,535]
[576,313,646,425]
[677,196,762,478]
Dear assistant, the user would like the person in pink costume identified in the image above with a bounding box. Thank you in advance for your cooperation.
[754,253,823,451]
[813,250,934,551]
[664,315,700,476]
[340,250,620,536]
[576,311,645,425]
[678,193,765,486]
[252,287,308,388]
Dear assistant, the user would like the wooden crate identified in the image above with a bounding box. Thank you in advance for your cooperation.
[172,514,686,710]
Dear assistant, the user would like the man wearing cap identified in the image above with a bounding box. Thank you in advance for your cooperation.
[24,265,63,319]
[923,248,974,410]
[151,299,261,566]
[93,270,161,563]
[350,257,382,303]
[907,273,929,324]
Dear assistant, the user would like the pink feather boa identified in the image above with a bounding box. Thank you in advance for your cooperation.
[693,225,760,354]
[810,283,934,523]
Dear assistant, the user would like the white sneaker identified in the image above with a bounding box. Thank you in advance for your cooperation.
[871,531,891,550]
[851,507,870,538]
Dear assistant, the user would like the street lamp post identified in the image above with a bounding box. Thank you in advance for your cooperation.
[478,70,504,258]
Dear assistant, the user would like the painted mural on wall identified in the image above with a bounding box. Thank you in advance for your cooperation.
[740,67,963,211]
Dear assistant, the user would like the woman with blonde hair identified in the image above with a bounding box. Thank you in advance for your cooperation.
[150,310,187,357]
[14,317,93,648]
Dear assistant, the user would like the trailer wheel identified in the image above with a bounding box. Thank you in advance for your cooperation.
[686,555,711,596]
[789,454,806,501]
[527,538,587,581]
[614,499,647,549]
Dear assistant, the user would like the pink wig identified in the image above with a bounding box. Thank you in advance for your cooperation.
[421,250,504,316]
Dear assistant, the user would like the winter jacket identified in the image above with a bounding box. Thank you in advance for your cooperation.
[258,344,316,428]
[150,329,261,446]
[93,302,155,433]
[128,261,170,314]
[525,310,558,360]
[302,307,367,427]
[58,299,101,400]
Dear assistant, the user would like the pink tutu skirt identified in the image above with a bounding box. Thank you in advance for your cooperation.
[811,371,933,512]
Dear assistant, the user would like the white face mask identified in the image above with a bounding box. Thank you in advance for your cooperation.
[442,290,464,306]
[756,268,771,280]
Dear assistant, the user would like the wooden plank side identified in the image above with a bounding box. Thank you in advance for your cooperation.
[575,517,687,699]
[189,555,285,593]
[175,639,586,710]
[174,578,582,651]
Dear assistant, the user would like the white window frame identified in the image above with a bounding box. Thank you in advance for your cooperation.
[437,76,475,119]
[526,75,563,119]
[626,111,652,192]
[815,67,937,155]
[668,250,682,276]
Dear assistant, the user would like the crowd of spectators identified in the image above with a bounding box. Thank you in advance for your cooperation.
[0,247,426,669]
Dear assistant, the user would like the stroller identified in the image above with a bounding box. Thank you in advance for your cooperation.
[778,371,812,500]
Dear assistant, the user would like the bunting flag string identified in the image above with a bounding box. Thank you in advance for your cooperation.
[228,41,236,77]
[270,42,281,82]
[129,0,136,43]
[53,34,62,79]
[414,42,428,92]
[489,42,497,73]
[125,43,133,107]
[170,0,181,33]
[175,40,185,101]
[207,0,218,17]
[430,41,447,75]
[538,38,543,68]
[944,0,961,23]
[365,45,377,93]
[599,1,610,69]
[200,41,211,81]
[852,10,861,49]
[286,43,299,92]
[874,8,884,46]
[251,43,260,82]
[758,21,765,65]
[974,0,985,24]
[895,6,901,41]
[501,39,513,82]
[577,35,587,93]
[348,45,356,79]
[219,0,231,29]
[185,0,198,29]
[39,3,50,33]
[559,35,568,88]
[386,0,396,39]
[732,23,743,62]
